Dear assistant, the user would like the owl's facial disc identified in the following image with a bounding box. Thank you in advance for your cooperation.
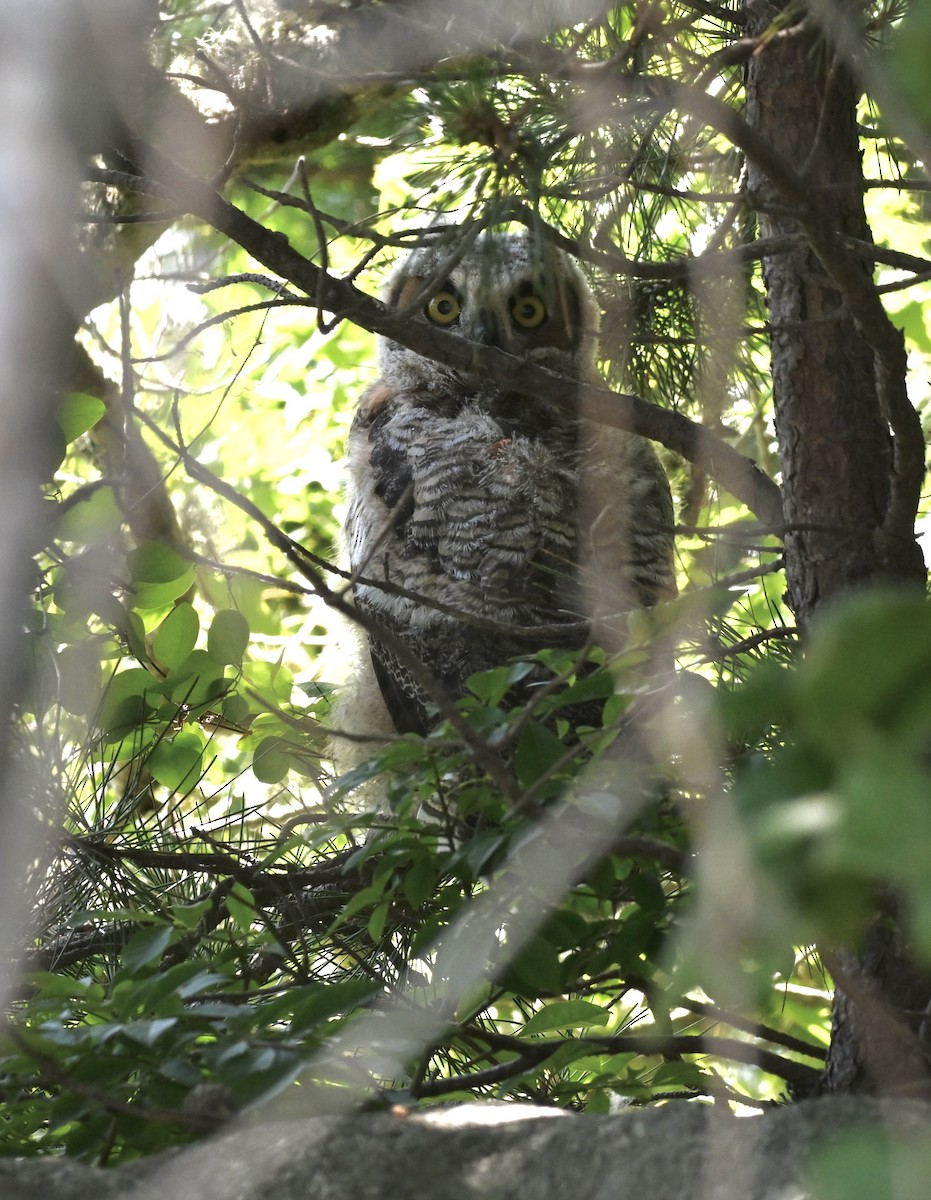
[382,232,601,381]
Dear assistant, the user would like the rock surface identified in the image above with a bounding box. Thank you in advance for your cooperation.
[2,1097,931,1199]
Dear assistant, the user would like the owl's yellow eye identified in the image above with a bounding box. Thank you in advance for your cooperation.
[510,293,547,329]
[425,291,461,325]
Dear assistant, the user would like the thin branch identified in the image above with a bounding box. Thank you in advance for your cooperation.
[597,72,924,554]
[864,178,931,193]
[414,1030,820,1097]
[607,835,688,873]
[4,1024,221,1134]
[137,297,309,363]
[187,272,304,298]
[128,148,786,529]
[703,625,799,663]
[418,1051,546,1095]
[673,996,827,1060]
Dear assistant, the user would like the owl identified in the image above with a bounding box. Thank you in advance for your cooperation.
[343,229,676,738]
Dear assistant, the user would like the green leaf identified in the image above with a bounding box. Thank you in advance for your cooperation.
[121,1017,179,1047]
[504,934,565,995]
[148,730,205,792]
[831,747,931,883]
[221,693,252,726]
[130,963,228,1013]
[522,1000,610,1035]
[798,591,931,751]
[403,855,436,908]
[127,542,196,611]
[207,609,250,665]
[21,972,96,1001]
[289,979,377,1032]
[807,1128,931,1200]
[367,900,390,942]
[152,603,200,671]
[514,721,566,788]
[97,667,159,735]
[330,884,387,931]
[539,667,614,714]
[171,899,214,929]
[57,392,107,443]
[540,1039,602,1073]
[584,1090,611,1114]
[241,660,294,706]
[166,650,227,709]
[252,735,291,784]
[56,486,122,545]
[68,907,164,927]
[888,6,931,128]
[56,643,103,717]
[601,692,632,727]
[651,1060,708,1089]
[125,610,150,664]
[225,882,257,932]
[466,661,535,707]
[453,979,496,1023]
[586,855,623,900]
[907,885,931,965]
[459,831,509,877]
[717,662,793,745]
[122,924,175,972]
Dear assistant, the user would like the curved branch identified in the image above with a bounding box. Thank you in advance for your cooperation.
[127,151,786,529]
[416,1030,820,1097]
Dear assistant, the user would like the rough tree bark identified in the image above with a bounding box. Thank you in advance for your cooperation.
[744,0,930,1095]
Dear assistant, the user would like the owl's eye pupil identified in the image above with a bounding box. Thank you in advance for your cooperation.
[511,294,547,329]
[426,292,461,325]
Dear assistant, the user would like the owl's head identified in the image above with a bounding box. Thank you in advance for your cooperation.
[378,229,600,392]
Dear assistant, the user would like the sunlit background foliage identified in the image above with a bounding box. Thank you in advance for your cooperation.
[4,0,931,1166]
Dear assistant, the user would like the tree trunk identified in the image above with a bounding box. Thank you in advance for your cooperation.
[744,0,925,617]
[743,0,930,1095]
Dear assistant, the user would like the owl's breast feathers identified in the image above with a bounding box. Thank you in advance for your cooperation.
[351,382,578,591]
[346,379,675,734]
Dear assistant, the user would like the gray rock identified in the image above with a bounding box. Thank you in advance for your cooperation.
[1,1097,930,1200]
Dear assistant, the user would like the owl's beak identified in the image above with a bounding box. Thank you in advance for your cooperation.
[470,308,502,347]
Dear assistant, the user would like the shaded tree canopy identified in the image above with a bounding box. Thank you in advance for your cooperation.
[2,0,931,1169]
